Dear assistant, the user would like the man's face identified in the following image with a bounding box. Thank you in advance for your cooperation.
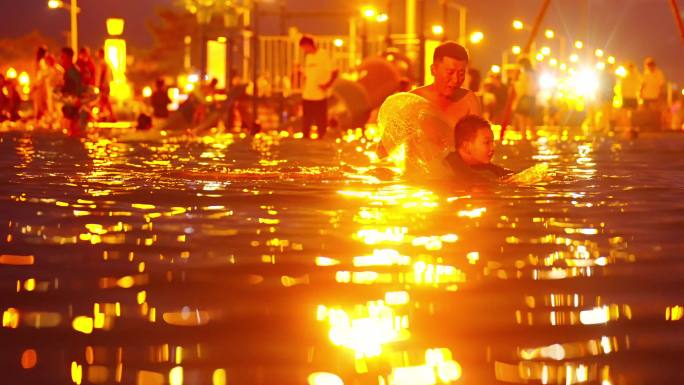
[432,56,467,97]
[463,127,495,165]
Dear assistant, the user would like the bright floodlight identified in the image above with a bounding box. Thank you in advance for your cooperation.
[512,20,524,30]
[570,53,579,63]
[511,45,521,55]
[574,40,584,49]
[333,38,344,47]
[572,68,599,98]
[607,56,616,64]
[376,13,388,23]
[544,29,555,39]
[48,0,62,9]
[539,72,557,90]
[490,65,501,74]
[541,46,551,56]
[594,49,604,58]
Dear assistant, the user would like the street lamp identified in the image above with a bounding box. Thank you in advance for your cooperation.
[469,31,484,44]
[512,20,524,30]
[47,0,79,53]
[439,0,468,46]
[431,24,444,36]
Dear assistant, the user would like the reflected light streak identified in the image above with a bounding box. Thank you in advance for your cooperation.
[354,249,410,267]
[319,301,409,358]
[308,372,344,385]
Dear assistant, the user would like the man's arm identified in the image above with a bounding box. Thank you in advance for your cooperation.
[320,69,339,90]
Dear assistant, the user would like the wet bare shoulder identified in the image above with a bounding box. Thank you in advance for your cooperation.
[411,86,431,98]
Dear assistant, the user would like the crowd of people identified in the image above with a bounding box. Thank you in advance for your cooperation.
[2,37,680,141]
[476,55,675,134]
[1,45,115,135]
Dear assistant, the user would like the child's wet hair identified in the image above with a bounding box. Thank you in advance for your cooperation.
[454,115,492,149]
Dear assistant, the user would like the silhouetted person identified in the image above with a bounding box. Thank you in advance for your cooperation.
[95,48,115,122]
[150,78,171,119]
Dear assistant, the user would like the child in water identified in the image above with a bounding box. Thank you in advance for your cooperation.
[444,115,512,185]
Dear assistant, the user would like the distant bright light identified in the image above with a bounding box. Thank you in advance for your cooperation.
[596,61,606,71]
[142,86,152,98]
[569,53,579,63]
[681,88,684,96]
[376,13,388,23]
[469,31,484,44]
[560,63,567,71]
[511,45,521,55]
[333,38,344,47]
[490,65,501,74]
[217,36,227,43]
[106,18,125,36]
[512,20,524,30]
[539,72,557,90]
[187,74,199,83]
[535,53,544,62]
[595,49,604,58]
[47,0,62,9]
[431,24,444,35]
[18,72,30,86]
[607,56,616,64]
[6,67,17,79]
[571,68,599,98]
[549,58,558,66]
[544,29,555,39]
[361,6,376,18]
[574,40,584,49]
[615,65,627,78]
[541,46,551,56]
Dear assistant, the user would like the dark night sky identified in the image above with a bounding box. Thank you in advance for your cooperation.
[1,0,682,83]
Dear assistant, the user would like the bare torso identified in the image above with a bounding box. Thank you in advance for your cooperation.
[411,85,481,127]
[410,85,481,150]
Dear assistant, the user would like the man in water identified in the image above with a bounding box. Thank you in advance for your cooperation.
[445,115,511,185]
[378,41,481,157]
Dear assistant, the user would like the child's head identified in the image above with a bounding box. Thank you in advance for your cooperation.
[454,115,495,166]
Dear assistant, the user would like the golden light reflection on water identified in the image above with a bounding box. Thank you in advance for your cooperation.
[1,124,675,385]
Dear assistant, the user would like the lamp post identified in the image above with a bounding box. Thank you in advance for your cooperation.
[48,0,79,53]
[440,0,467,46]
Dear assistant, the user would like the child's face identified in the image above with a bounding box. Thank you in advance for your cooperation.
[464,127,495,165]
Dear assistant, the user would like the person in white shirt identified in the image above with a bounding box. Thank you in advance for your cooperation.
[641,57,666,128]
[299,35,338,138]
[641,57,666,107]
